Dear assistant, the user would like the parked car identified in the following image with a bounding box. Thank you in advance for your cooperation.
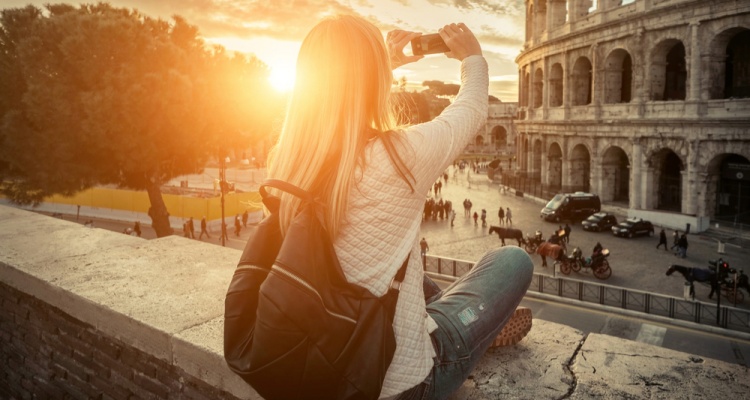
[540,192,601,222]
[611,218,655,238]
[582,212,618,232]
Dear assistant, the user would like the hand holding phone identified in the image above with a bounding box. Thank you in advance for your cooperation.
[411,33,450,56]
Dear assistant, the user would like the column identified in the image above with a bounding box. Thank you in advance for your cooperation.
[630,141,642,209]
[688,21,701,101]
[684,140,699,215]
[563,51,571,120]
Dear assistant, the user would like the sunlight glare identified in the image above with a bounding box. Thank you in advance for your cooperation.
[269,66,296,93]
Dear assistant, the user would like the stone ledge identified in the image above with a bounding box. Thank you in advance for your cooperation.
[2,204,749,399]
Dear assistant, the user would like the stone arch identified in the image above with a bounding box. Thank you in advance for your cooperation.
[569,143,591,192]
[548,142,563,189]
[600,146,630,202]
[572,56,593,105]
[533,67,544,108]
[550,63,564,107]
[521,69,530,107]
[533,138,543,181]
[603,48,633,104]
[650,148,684,211]
[649,39,686,101]
[526,4,533,42]
[475,135,484,146]
[706,28,750,99]
[706,153,750,225]
[549,0,567,28]
[491,125,507,149]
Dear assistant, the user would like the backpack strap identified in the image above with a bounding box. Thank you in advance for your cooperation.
[260,179,313,203]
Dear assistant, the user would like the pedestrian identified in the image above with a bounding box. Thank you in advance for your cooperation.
[187,217,195,239]
[234,214,241,237]
[450,209,456,227]
[183,222,190,238]
[199,216,210,239]
[481,209,487,227]
[419,237,429,259]
[671,230,680,251]
[498,206,505,224]
[220,221,228,243]
[256,16,533,399]
[506,207,512,225]
[564,223,571,244]
[473,211,479,225]
[677,234,688,258]
[656,228,668,250]
[133,221,142,237]
[242,210,249,227]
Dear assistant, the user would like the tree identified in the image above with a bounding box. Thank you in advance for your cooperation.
[422,80,460,97]
[0,4,280,237]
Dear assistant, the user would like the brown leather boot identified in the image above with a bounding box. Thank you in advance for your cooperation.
[491,307,532,348]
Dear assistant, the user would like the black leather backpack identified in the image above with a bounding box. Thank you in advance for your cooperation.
[224,179,408,400]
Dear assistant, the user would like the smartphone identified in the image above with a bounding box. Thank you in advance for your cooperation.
[411,33,450,56]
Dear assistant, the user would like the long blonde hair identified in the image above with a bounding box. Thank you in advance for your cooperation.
[267,14,414,238]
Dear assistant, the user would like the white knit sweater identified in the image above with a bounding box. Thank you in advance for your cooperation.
[332,55,489,398]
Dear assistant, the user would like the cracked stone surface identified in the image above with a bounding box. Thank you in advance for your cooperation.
[449,319,585,399]
[449,320,750,400]
[572,333,750,399]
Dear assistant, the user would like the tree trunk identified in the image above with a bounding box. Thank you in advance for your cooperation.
[146,180,173,238]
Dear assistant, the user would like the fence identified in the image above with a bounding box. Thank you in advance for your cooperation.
[424,254,750,335]
[33,187,262,221]
[499,173,559,200]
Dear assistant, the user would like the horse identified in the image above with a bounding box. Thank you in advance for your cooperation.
[666,265,718,299]
[488,226,524,246]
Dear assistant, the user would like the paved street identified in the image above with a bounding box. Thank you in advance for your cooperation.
[419,168,750,305]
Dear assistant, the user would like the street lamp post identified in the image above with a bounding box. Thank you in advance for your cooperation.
[220,156,228,247]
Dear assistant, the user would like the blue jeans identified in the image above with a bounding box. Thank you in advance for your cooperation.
[397,246,533,400]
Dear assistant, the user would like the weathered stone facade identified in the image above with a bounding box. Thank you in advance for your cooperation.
[515,0,750,231]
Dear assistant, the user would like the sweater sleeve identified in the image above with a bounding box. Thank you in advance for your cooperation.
[401,55,489,196]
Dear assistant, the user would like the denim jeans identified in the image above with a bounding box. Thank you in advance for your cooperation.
[397,246,533,400]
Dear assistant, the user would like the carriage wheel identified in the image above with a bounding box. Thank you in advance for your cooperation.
[558,261,571,275]
[571,259,582,272]
[524,243,536,254]
[593,261,612,280]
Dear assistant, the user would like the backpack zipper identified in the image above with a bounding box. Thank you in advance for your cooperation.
[271,264,357,325]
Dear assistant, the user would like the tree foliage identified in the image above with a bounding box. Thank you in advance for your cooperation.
[422,80,460,97]
[0,3,282,236]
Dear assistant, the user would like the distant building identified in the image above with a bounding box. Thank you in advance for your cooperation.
[515,0,750,232]
[466,101,518,158]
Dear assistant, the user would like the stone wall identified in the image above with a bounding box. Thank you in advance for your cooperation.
[0,283,240,399]
[0,205,258,399]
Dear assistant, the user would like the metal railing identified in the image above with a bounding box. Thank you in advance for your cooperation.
[425,254,750,334]
[498,173,560,200]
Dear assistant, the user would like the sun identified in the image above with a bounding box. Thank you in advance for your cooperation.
[269,66,296,93]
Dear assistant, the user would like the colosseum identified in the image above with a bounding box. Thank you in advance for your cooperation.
[514,0,750,233]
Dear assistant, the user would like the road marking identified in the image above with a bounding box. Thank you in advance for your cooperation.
[635,324,666,346]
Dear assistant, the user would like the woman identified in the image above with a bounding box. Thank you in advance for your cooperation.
[266,15,533,399]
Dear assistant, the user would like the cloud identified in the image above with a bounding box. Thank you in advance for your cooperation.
[172,0,361,40]
[425,0,524,16]
[490,79,519,102]
[476,24,524,48]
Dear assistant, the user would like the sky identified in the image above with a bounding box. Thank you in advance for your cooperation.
[4,0,527,101]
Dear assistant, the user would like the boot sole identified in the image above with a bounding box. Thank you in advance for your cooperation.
[491,307,532,348]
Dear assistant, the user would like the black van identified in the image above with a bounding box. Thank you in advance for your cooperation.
[541,192,601,222]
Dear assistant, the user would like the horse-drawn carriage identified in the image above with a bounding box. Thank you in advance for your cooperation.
[666,262,749,304]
